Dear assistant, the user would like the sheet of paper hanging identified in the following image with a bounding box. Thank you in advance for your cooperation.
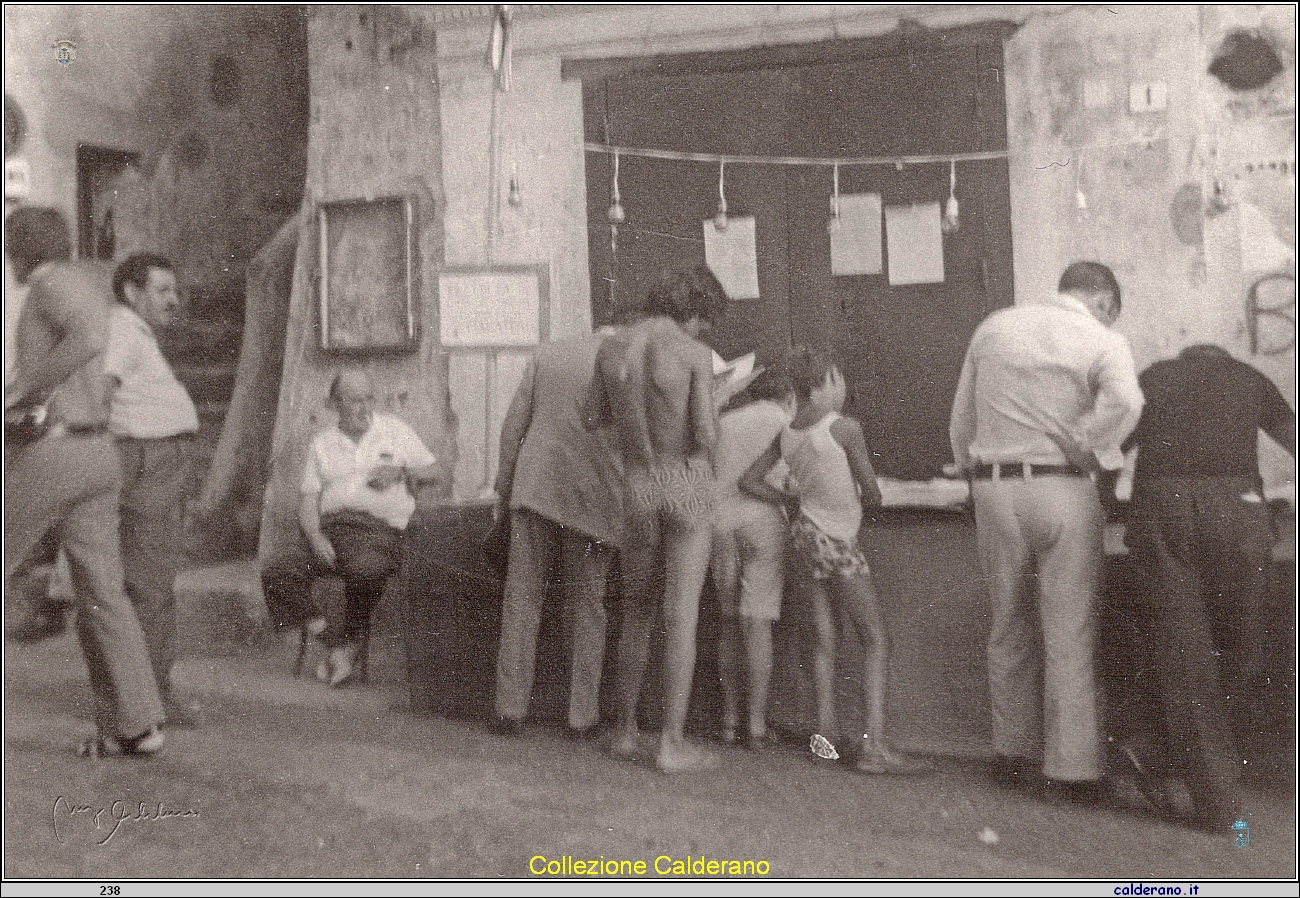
[829,192,883,276]
[703,215,761,300]
[885,201,945,286]
[439,270,542,347]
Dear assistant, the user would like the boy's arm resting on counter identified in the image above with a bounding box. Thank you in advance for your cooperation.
[831,415,883,508]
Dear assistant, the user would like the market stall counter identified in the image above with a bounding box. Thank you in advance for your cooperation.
[398,485,1294,759]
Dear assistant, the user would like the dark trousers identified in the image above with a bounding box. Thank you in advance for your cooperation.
[1125,474,1275,816]
[118,434,190,703]
[261,510,404,646]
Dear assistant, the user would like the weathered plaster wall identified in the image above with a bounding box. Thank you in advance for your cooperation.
[3,5,307,315]
[259,6,453,561]
[429,3,1294,497]
[1004,3,1295,494]
[262,3,1293,543]
[435,53,592,500]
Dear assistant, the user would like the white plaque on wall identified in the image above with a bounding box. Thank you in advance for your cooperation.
[438,266,549,347]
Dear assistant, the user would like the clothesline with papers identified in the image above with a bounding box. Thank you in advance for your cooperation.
[584,142,1009,169]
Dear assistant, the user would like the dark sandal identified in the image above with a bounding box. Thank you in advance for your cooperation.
[78,726,165,758]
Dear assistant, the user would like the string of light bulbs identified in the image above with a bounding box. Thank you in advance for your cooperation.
[583,142,1010,169]
[590,141,1009,237]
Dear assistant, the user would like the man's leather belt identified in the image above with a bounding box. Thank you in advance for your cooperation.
[970,462,1086,479]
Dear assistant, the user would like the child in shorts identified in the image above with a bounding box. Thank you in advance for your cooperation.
[710,368,795,749]
[740,346,929,774]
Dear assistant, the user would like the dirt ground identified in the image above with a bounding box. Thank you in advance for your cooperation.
[3,629,1296,890]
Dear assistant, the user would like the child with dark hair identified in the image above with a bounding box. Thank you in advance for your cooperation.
[710,366,795,749]
[741,346,929,774]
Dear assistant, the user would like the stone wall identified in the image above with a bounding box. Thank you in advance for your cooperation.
[259,6,453,561]
[1004,3,1295,494]
[426,3,1295,497]
[259,3,1294,559]
[3,5,307,319]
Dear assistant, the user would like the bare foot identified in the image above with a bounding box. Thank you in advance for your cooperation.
[856,747,933,776]
[610,732,640,760]
[656,740,721,774]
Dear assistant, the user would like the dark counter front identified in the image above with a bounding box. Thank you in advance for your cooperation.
[396,501,997,748]
[398,502,1295,761]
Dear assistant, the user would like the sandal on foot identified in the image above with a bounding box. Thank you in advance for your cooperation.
[78,726,165,759]
[656,742,721,774]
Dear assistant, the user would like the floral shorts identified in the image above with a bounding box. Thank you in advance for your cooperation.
[789,515,869,580]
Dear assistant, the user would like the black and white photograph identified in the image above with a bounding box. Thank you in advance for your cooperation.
[2,4,1296,891]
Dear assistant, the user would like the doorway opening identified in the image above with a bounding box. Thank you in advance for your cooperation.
[75,144,140,262]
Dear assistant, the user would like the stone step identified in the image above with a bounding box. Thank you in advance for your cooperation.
[172,558,407,689]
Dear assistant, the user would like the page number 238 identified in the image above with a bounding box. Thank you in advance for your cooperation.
[101,887,121,896]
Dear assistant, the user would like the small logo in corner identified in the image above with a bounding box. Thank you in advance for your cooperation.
[1232,818,1250,847]
[52,39,76,64]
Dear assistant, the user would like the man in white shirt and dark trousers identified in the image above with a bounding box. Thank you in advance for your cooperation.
[261,371,439,687]
[949,261,1144,805]
[104,253,202,726]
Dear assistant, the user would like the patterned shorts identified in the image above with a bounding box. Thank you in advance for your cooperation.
[789,515,869,580]
[627,457,715,530]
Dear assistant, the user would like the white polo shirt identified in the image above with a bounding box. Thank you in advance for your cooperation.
[302,412,437,531]
[102,304,200,439]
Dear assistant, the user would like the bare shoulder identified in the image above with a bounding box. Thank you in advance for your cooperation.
[830,414,871,452]
[28,263,108,329]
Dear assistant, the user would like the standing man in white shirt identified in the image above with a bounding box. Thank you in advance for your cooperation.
[949,261,1144,803]
[261,371,439,686]
[104,252,202,726]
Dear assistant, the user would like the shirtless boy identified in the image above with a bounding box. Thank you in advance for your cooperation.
[584,265,727,773]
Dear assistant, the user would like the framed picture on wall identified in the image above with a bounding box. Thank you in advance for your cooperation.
[317,196,418,351]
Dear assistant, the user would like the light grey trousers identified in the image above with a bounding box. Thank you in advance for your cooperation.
[5,433,164,738]
[495,508,610,729]
[972,474,1103,781]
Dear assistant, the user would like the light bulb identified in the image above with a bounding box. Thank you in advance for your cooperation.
[507,163,522,207]
[941,195,960,234]
[713,210,728,231]
[608,201,625,223]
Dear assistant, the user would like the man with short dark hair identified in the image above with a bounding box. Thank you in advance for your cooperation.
[104,251,201,726]
[1122,343,1295,830]
[4,206,165,757]
[950,260,1144,800]
[584,265,727,773]
[261,371,439,686]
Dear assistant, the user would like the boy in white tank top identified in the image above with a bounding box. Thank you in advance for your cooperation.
[741,347,930,775]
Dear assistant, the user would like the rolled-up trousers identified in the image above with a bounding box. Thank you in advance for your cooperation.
[495,508,611,730]
[972,474,1103,781]
[4,432,164,738]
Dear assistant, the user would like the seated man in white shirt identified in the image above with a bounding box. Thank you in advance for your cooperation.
[261,371,439,686]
